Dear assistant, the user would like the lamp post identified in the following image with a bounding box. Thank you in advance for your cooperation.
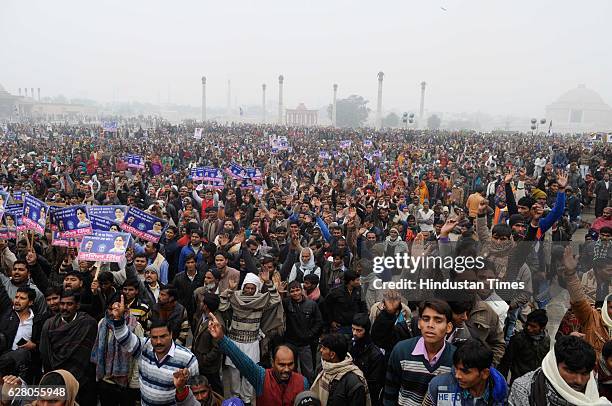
[530,118,547,135]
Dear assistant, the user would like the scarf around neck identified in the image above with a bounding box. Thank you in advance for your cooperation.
[541,350,608,405]
[311,354,371,406]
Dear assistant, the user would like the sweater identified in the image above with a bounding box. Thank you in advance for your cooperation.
[383,337,455,406]
[218,335,308,404]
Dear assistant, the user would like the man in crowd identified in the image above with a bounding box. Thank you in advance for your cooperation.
[508,335,609,405]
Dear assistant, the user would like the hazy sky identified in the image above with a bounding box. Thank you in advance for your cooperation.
[2,0,610,116]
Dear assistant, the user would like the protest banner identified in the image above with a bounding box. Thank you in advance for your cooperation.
[125,154,145,170]
[244,167,263,181]
[90,215,122,232]
[51,231,77,248]
[225,162,247,179]
[77,231,132,263]
[190,167,223,182]
[194,128,203,139]
[319,151,331,160]
[120,207,167,243]
[53,205,93,238]
[340,140,352,149]
[87,205,127,224]
[22,195,49,235]
[12,191,24,203]
[103,121,118,132]
[5,205,24,233]
[0,190,8,222]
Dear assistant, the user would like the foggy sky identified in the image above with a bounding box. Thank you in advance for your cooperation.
[2,0,610,117]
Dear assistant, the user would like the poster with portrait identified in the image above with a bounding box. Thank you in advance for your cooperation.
[78,231,131,262]
[51,231,78,248]
[5,205,24,233]
[87,205,127,224]
[120,207,167,243]
[22,195,50,235]
[90,215,122,232]
[53,205,93,238]
[125,154,145,170]
[0,190,8,223]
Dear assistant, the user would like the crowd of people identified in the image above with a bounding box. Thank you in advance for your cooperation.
[0,120,610,406]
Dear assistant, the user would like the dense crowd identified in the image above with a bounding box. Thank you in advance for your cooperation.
[0,121,610,406]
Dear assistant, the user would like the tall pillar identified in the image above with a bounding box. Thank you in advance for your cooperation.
[278,75,284,124]
[201,76,206,122]
[37,88,40,101]
[227,80,231,118]
[262,84,266,123]
[24,88,28,97]
[376,72,384,129]
[31,88,34,99]
[18,88,21,96]
[419,81,426,127]
[332,84,338,127]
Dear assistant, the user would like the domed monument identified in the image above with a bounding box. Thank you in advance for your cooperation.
[546,85,612,132]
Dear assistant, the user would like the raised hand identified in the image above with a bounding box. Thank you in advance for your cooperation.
[173,368,189,390]
[556,170,568,189]
[110,294,126,321]
[562,245,578,273]
[208,312,224,340]
[440,218,457,237]
[26,250,37,266]
[228,276,239,291]
[477,199,489,215]
[260,269,270,283]
[504,169,515,184]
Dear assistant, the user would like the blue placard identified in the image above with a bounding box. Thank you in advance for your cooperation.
[53,205,93,238]
[125,154,145,169]
[225,162,247,179]
[120,207,167,243]
[90,215,122,232]
[87,205,127,224]
[78,231,132,263]
[22,195,49,235]
[190,167,223,182]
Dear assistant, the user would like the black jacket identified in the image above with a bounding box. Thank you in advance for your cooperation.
[371,309,413,355]
[192,311,224,375]
[498,330,550,384]
[0,284,45,352]
[351,338,385,405]
[327,370,367,406]
[283,296,323,346]
[323,285,367,327]
[172,270,205,319]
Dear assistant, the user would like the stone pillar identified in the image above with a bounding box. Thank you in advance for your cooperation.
[24,88,28,97]
[37,88,40,101]
[376,72,384,129]
[332,84,338,127]
[201,76,206,122]
[31,88,34,99]
[18,88,21,96]
[278,75,284,124]
[419,81,426,127]
[262,84,266,123]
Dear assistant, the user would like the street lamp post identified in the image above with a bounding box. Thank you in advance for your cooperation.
[530,118,547,136]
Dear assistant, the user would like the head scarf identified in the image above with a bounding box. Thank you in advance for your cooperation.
[299,247,316,272]
[241,272,262,294]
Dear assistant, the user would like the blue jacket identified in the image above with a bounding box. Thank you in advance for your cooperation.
[178,244,206,274]
[424,367,507,406]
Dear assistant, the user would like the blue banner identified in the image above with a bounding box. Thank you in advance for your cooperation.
[78,231,132,263]
[103,121,118,132]
[125,154,145,169]
[90,215,122,232]
[22,195,49,235]
[225,162,247,179]
[190,167,223,182]
[53,205,93,238]
[87,205,127,224]
[120,207,167,243]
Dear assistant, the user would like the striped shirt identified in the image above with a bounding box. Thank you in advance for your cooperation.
[112,319,199,406]
[384,337,455,406]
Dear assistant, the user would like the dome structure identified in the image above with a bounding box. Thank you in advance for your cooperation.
[546,85,612,131]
